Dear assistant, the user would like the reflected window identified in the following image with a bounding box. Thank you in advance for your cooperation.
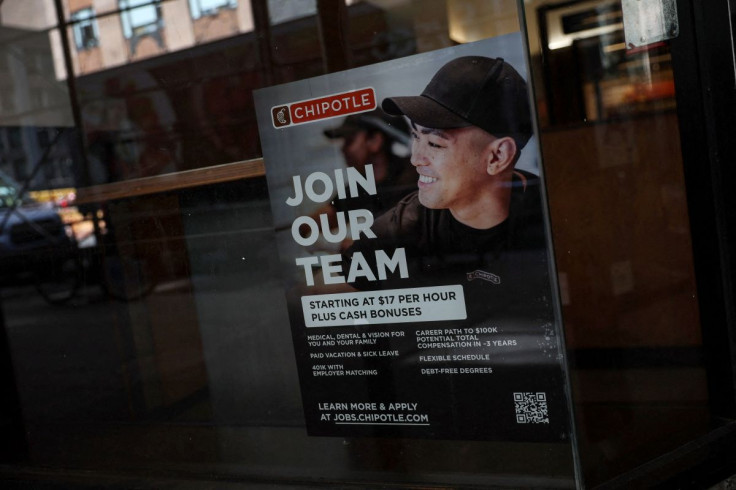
[189,0,237,20]
[70,8,99,50]
[119,0,162,39]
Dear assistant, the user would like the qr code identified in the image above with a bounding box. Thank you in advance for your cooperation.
[514,392,549,424]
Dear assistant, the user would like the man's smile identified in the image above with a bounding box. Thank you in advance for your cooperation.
[418,174,437,184]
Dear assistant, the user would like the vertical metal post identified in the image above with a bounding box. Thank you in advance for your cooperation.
[670,0,736,418]
[251,0,275,86]
[53,0,92,189]
[316,0,351,73]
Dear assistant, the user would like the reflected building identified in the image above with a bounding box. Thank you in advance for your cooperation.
[60,0,256,77]
[0,3,75,190]
[4,1,419,186]
[0,1,325,188]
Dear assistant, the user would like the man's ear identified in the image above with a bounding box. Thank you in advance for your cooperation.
[485,137,517,176]
[366,132,385,153]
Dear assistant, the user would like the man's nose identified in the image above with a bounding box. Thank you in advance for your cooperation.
[410,144,427,167]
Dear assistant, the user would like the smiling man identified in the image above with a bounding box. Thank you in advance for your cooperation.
[407,122,514,230]
[382,56,533,229]
[342,56,548,298]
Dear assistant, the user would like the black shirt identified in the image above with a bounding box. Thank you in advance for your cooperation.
[343,170,553,328]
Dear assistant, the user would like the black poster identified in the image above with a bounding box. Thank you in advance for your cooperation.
[253,33,571,442]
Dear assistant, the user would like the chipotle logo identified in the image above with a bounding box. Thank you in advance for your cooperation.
[272,106,290,127]
[271,87,376,129]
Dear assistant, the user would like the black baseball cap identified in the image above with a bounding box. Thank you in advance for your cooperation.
[323,109,409,144]
[382,56,532,149]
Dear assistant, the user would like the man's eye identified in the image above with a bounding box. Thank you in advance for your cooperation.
[428,141,444,148]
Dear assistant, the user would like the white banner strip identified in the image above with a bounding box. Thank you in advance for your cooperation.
[302,285,466,327]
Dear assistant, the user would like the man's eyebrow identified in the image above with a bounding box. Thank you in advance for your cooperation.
[410,122,450,139]
[421,128,450,139]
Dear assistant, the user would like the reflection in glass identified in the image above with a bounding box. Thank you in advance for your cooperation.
[189,0,238,20]
[0,0,720,488]
[70,8,100,50]
[119,0,162,39]
[525,0,706,486]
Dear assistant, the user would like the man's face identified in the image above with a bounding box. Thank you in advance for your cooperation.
[340,130,371,171]
[410,123,493,211]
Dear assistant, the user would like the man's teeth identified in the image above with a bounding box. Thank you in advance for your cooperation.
[419,175,437,184]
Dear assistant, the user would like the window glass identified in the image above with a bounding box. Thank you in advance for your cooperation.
[522,0,715,486]
[0,0,728,488]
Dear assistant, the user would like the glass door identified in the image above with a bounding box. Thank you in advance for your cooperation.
[0,1,734,488]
